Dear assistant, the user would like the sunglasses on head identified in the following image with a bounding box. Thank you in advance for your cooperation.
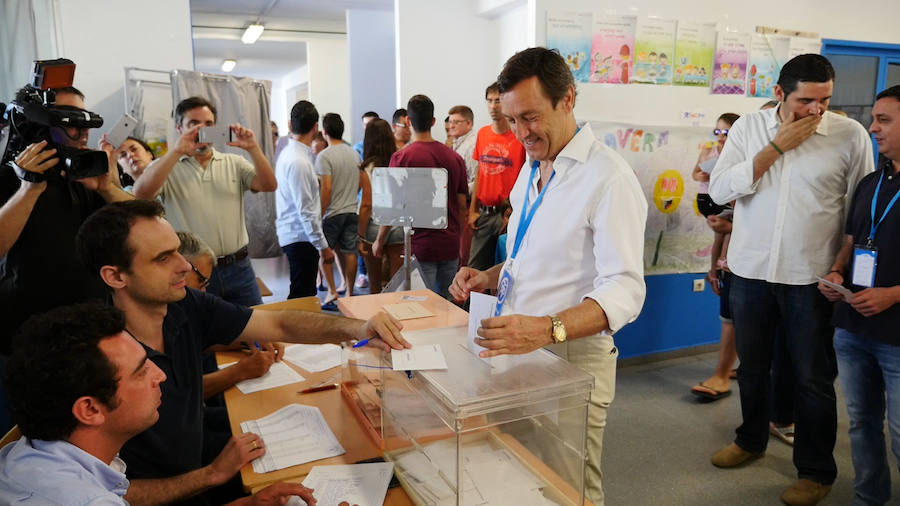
[714,128,729,136]
[189,262,210,289]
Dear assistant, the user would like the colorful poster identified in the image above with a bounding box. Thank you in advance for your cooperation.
[673,21,716,87]
[547,11,593,83]
[788,37,822,58]
[589,15,637,84]
[632,18,677,85]
[712,33,750,95]
[747,34,790,98]
[590,121,716,274]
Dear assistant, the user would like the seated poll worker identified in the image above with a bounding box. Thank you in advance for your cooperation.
[450,47,647,505]
[0,302,317,506]
[75,199,408,506]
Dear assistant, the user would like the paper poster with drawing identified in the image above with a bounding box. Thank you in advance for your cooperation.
[589,121,718,274]
[747,34,790,99]
[632,17,677,85]
[673,21,716,87]
[547,11,593,83]
[788,37,822,58]
[589,14,637,84]
[712,32,750,95]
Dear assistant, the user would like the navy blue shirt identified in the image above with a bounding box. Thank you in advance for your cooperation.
[120,288,252,482]
[833,159,900,346]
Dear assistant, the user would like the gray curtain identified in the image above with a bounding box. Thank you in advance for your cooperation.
[1,0,39,101]
[170,70,280,258]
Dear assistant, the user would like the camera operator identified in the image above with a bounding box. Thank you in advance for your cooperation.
[0,85,133,433]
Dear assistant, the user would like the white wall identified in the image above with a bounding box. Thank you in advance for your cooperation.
[533,0,900,127]
[271,65,309,135]
[55,0,194,145]
[306,38,351,140]
[347,8,396,144]
[394,0,504,140]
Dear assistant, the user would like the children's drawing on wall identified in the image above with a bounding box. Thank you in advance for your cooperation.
[547,11,593,83]
[632,17,676,85]
[747,33,789,99]
[712,33,750,95]
[589,15,637,84]
[591,121,713,274]
[673,21,716,87]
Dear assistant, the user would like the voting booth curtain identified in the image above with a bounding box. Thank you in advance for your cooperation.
[170,70,280,258]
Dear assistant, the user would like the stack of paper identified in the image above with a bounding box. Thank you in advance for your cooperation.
[392,439,556,506]
[285,462,395,506]
[283,343,343,372]
[240,404,345,473]
[219,361,305,394]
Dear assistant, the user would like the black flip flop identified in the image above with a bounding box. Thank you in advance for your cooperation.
[691,382,732,401]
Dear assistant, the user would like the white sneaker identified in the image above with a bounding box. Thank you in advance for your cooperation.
[355,274,369,289]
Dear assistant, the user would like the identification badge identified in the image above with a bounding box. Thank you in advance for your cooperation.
[852,245,877,288]
[494,261,515,317]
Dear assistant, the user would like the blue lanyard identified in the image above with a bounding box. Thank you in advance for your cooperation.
[868,169,900,244]
[511,160,555,259]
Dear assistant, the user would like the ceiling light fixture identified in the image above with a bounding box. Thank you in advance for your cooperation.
[221,59,237,72]
[241,23,265,44]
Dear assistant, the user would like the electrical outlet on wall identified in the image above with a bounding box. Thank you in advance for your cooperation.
[693,279,705,292]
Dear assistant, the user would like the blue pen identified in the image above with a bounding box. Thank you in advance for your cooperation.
[253,341,262,351]
[352,339,369,348]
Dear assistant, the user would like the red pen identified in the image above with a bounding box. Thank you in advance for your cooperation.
[298,383,339,394]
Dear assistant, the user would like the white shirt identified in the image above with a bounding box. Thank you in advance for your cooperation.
[709,108,874,285]
[501,123,647,333]
[274,138,328,250]
[453,129,478,191]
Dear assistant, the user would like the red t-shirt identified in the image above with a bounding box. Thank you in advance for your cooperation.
[473,126,525,206]
[389,141,468,262]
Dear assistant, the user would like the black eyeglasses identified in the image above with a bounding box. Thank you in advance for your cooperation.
[189,262,210,289]
[713,128,729,136]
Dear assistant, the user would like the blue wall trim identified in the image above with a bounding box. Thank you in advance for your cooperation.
[615,273,721,359]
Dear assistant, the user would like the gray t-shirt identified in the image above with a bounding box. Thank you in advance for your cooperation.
[314,143,361,219]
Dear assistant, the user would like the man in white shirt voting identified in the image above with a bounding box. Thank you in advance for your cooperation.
[708,54,874,506]
[450,47,647,505]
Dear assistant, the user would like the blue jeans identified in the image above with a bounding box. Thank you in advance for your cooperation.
[207,256,263,307]
[729,275,838,484]
[834,327,900,506]
[419,259,459,299]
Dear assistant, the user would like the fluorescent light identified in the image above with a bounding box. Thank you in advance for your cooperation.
[241,23,264,44]
[221,59,236,72]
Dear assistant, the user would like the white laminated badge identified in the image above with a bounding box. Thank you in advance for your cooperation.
[852,246,877,288]
[493,260,515,317]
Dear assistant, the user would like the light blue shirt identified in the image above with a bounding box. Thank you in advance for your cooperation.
[0,437,129,505]
[275,138,329,250]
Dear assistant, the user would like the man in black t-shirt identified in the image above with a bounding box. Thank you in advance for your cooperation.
[0,86,133,433]
[76,199,408,506]
[819,85,900,506]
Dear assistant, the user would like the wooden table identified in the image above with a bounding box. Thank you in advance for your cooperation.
[336,289,468,331]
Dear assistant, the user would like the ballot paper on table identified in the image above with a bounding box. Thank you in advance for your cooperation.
[219,360,305,394]
[240,403,344,474]
[816,276,855,302]
[390,343,447,371]
[283,343,343,372]
[285,462,395,506]
[382,302,435,320]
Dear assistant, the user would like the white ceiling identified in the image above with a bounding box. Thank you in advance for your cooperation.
[190,0,391,82]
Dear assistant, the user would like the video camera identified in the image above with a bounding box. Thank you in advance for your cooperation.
[0,58,108,182]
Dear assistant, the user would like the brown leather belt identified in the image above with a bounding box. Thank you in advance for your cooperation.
[217,245,249,267]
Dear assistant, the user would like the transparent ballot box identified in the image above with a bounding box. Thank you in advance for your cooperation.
[380,326,595,506]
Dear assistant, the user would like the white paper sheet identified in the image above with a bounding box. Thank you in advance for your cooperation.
[391,344,447,371]
[283,343,343,372]
[284,462,394,506]
[467,292,496,363]
[222,360,305,394]
[240,404,344,473]
[816,276,854,302]
[382,302,435,320]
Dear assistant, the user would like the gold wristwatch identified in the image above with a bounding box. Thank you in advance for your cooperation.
[549,315,567,344]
